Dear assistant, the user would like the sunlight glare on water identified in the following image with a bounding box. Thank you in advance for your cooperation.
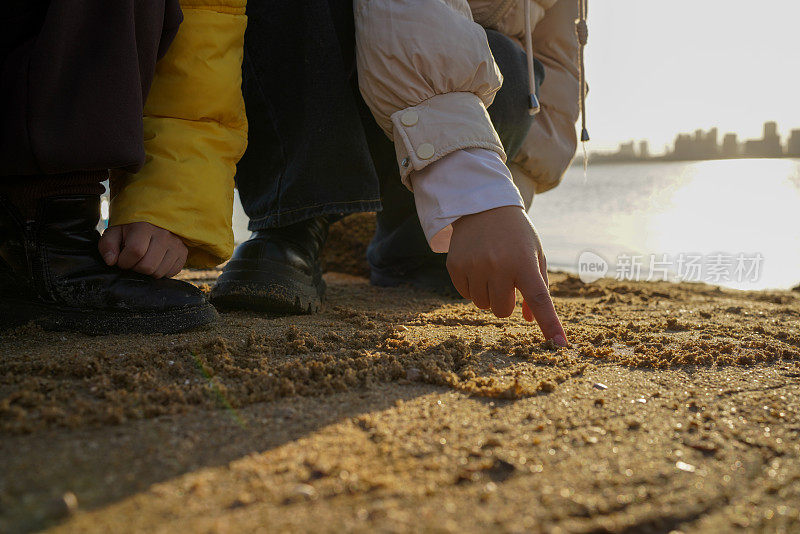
[533,158,800,290]
[645,159,800,289]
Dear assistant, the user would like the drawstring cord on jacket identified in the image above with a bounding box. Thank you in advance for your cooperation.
[523,0,589,147]
[520,0,590,171]
[523,0,540,115]
[576,0,589,142]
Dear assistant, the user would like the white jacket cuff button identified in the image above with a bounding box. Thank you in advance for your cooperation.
[400,111,419,127]
[417,143,435,160]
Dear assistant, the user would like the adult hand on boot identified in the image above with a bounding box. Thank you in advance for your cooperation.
[447,206,568,347]
[99,222,188,279]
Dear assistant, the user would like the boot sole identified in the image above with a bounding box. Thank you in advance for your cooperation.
[210,259,325,315]
[0,299,218,335]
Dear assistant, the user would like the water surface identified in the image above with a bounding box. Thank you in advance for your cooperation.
[534,158,800,290]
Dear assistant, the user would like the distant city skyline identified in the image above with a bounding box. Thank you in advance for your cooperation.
[582,1,800,153]
[585,121,800,163]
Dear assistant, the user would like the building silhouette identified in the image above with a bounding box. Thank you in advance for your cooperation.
[617,141,636,159]
[638,140,649,159]
[721,133,739,158]
[742,121,783,158]
[764,122,782,156]
[788,130,800,157]
[670,128,719,160]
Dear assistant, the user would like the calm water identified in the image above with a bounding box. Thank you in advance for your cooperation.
[232,158,800,291]
[533,158,800,290]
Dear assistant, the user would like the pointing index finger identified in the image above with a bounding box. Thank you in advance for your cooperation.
[516,268,567,346]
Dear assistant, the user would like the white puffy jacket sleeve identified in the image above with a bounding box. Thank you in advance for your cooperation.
[355,0,505,189]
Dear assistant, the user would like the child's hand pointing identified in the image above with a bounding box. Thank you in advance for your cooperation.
[446,206,567,346]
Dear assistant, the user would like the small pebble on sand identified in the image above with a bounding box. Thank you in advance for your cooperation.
[676,461,697,473]
[292,484,317,499]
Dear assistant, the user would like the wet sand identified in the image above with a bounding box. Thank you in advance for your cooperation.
[2,262,800,532]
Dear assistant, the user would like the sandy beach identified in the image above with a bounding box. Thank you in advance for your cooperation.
[3,0,799,530]
[2,220,800,534]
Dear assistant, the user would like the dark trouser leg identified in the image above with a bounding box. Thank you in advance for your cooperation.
[0,0,182,177]
[213,0,381,314]
[365,29,543,290]
[0,0,181,216]
[0,1,216,334]
[235,0,381,231]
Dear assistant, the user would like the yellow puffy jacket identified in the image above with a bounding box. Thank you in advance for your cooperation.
[110,0,247,268]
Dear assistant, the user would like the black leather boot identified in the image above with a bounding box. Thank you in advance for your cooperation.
[367,203,462,298]
[369,252,461,298]
[0,195,217,334]
[210,216,328,314]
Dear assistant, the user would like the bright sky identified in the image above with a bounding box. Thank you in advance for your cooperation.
[584,0,800,153]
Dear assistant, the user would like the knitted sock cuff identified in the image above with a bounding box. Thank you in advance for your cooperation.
[0,170,108,218]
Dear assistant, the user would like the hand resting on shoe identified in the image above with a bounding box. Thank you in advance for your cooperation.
[99,222,188,279]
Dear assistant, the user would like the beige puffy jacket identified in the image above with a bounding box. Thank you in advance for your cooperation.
[355,0,581,206]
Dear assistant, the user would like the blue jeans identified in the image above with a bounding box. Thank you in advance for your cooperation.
[236,0,542,270]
